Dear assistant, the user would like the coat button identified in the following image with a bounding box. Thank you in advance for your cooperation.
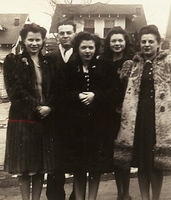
[160,106,165,112]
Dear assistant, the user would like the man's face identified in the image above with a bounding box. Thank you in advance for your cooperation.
[58,24,75,48]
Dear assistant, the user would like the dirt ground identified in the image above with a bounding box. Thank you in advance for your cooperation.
[0,175,171,200]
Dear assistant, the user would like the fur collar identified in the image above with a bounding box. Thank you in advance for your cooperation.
[133,50,169,63]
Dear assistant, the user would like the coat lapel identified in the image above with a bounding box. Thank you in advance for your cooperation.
[18,52,37,89]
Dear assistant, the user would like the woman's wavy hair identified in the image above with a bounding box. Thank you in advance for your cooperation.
[138,24,161,43]
[19,23,47,49]
[103,26,133,58]
[72,31,101,58]
[137,24,161,52]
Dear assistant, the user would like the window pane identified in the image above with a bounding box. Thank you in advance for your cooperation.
[104,19,115,28]
[84,19,94,28]
[84,28,94,33]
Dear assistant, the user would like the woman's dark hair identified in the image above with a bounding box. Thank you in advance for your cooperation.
[72,31,101,57]
[138,24,161,43]
[20,23,47,41]
[103,26,133,58]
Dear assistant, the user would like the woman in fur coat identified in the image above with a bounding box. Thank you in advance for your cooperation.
[115,25,171,200]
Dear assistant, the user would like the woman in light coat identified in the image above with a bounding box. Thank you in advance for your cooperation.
[115,25,171,200]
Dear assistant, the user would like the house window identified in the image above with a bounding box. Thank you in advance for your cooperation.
[84,19,94,33]
[136,8,141,16]
[104,19,115,37]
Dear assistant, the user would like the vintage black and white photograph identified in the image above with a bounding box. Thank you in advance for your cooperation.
[0,0,171,199]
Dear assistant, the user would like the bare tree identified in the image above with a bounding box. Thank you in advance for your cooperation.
[83,0,92,4]
[47,0,92,6]
[64,0,73,4]
[47,0,58,11]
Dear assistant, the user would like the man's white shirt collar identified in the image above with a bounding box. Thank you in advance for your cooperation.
[59,44,73,63]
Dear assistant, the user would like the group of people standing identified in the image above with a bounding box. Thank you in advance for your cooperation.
[3,19,171,200]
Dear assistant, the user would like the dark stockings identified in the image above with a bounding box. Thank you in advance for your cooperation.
[19,173,44,200]
[115,168,131,200]
[138,168,163,200]
[74,172,101,200]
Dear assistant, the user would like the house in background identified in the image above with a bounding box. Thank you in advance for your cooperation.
[50,2,147,38]
[0,14,29,100]
[165,6,171,49]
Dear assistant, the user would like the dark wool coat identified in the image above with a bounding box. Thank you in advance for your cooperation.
[99,55,131,139]
[3,51,60,174]
[45,46,73,70]
[44,47,74,171]
[60,55,116,172]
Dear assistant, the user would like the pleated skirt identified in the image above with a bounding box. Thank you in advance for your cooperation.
[4,120,43,175]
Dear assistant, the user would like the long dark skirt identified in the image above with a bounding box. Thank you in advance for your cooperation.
[133,62,156,174]
[59,115,114,173]
[4,120,43,174]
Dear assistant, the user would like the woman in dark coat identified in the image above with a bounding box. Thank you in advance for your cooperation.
[100,26,134,200]
[3,23,57,200]
[62,32,115,200]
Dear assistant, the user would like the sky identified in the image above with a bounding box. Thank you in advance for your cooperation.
[0,0,170,37]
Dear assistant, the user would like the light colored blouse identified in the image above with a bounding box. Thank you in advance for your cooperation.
[33,60,43,104]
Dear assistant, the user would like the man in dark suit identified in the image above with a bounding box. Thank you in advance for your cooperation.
[46,20,76,200]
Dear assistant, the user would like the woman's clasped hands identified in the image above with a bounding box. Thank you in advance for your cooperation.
[79,92,95,105]
[37,106,51,119]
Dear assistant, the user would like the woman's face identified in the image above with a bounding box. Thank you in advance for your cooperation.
[140,34,160,57]
[24,31,44,55]
[110,33,126,53]
[79,40,96,62]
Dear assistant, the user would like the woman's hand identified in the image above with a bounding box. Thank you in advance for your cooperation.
[37,106,51,119]
[79,92,95,105]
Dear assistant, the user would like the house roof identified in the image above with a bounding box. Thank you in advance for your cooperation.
[0,14,29,44]
[50,2,146,33]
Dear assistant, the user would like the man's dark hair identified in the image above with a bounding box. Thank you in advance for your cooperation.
[57,20,76,32]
